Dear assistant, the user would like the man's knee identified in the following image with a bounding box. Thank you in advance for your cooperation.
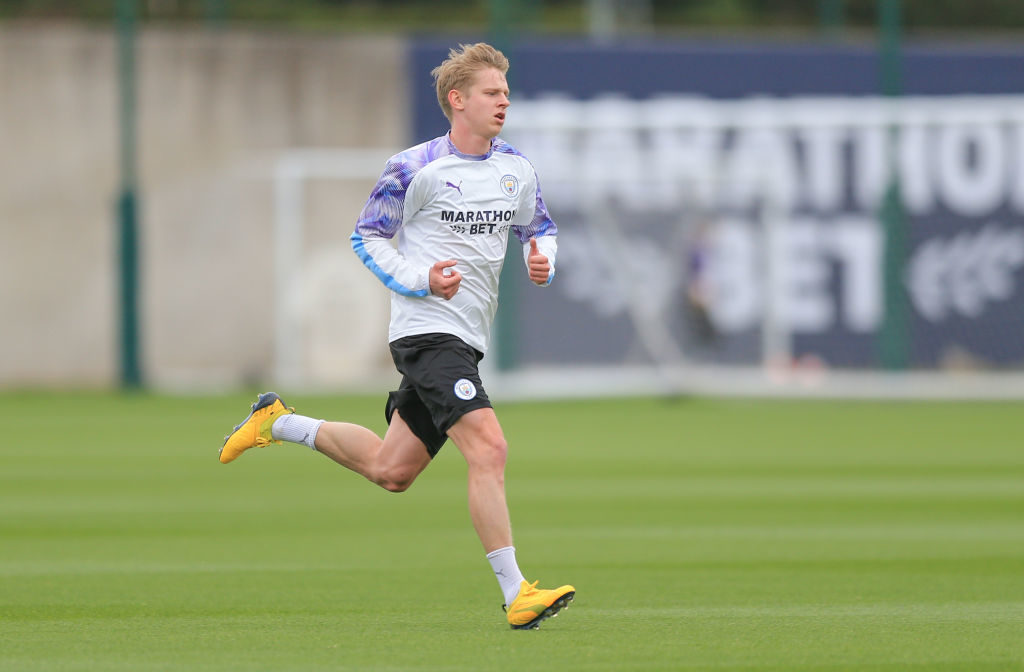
[375,466,416,493]
[465,434,508,475]
[381,479,413,493]
[370,418,432,492]
[485,435,509,469]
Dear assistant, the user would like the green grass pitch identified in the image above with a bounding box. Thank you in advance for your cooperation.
[1,391,1022,671]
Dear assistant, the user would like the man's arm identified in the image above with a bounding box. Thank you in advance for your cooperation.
[351,157,433,297]
[515,170,557,287]
[351,233,430,297]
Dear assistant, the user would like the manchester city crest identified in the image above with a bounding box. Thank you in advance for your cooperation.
[500,174,519,198]
[454,378,477,401]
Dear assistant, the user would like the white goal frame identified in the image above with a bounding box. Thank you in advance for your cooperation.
[272,148,400,389]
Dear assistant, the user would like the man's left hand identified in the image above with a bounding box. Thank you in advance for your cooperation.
[527,238,550,285]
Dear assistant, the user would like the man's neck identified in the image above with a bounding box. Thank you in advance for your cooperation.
[449,127,492,156]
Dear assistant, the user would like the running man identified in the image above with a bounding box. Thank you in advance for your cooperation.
[220,42,574,630]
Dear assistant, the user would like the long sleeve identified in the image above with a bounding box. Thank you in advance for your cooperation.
[351,150,433,297]
[351,234,430,297]
[514,164,558,286]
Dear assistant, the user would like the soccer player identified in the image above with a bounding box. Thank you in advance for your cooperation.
[220,42,574,630]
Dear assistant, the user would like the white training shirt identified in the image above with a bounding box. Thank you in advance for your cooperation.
[351,133,558,355]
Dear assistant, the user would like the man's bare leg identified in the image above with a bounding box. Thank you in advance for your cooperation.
[446,407,575,627]
[447,407,523,606]
[446,407,513,552]
[314,411,432,493]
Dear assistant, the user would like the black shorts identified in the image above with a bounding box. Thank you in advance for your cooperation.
[384,333,493,458]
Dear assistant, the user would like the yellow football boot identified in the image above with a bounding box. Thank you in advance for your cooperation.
[219,392,294,464]
[504,580,575,630]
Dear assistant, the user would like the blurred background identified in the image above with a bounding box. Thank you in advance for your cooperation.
[3,0,1024,399]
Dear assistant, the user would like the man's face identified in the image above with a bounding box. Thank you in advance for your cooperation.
[458,67,510,139]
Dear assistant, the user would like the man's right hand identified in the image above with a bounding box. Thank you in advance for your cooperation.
[429,260,462,300]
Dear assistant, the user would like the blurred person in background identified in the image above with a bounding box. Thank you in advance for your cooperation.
[219,42,575,631]
[685,217,718,347]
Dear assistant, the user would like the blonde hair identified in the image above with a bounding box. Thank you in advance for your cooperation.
[431,42,509,122]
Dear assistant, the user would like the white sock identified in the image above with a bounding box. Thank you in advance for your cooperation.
[271,414,323,451]
[486,546,526,606]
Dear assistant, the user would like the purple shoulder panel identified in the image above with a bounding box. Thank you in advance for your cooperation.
[494,138,558,244]
[354,136,450,239]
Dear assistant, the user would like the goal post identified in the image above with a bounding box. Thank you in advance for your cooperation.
[272,148,400,390]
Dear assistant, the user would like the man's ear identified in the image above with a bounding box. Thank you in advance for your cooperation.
[448,88,464,112]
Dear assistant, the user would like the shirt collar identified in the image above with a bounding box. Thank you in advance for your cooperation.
[446,132,493,161]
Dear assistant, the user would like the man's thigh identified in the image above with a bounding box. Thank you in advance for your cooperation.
[378,410,434,483]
